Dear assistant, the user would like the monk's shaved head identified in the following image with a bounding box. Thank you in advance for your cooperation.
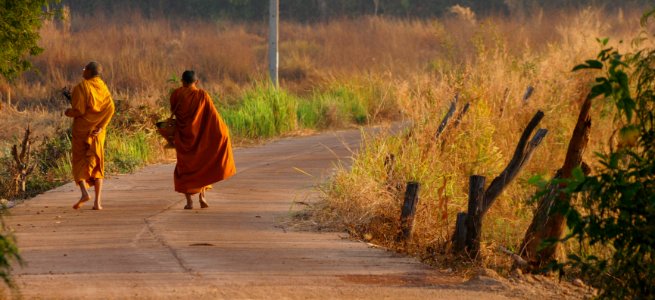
[182,70,198,85]
[84,61,102,77]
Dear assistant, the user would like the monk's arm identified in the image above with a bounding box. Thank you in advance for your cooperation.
[65,86,86,118]
[97,101,115,130]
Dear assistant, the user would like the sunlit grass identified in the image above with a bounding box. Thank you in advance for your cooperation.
[220,85,298,139]
[315,8,632,272]
[105,131,161,173]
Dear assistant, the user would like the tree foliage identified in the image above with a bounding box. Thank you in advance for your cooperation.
[59,0,651,22]
[0,0,59,82]
[0,218,20,287]
[552,10,655,299]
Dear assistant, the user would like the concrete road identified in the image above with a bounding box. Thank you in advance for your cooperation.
[6,129,512,299]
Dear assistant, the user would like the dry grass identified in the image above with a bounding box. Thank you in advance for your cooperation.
[313,7,648,272]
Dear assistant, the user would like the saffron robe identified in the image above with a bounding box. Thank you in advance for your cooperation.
[65,77,115,185]
[171,86,236,193]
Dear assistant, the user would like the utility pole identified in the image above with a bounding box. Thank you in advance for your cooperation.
[269,0,279,87]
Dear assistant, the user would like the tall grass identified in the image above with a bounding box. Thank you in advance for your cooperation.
[220,85,298,139]
[315,8,646,272]
[219,76,399,139]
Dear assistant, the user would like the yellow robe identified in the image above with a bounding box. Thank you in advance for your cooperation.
[65,77,115,186]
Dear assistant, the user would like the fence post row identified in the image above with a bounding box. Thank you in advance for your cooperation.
[452,110,548,258]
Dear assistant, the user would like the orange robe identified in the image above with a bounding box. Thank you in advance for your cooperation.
[171,86,236,193]
[65,77,115,186]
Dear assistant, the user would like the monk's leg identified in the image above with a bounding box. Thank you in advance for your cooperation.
[199,188,209,208]
[184,194,194,209]
[93,179,103,210]
[72,181,90,209]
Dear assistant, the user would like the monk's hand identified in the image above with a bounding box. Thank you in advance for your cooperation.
[90,128,102,137]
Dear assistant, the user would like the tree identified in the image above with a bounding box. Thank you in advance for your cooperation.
[519,75,592,269]
[0,0,59,81]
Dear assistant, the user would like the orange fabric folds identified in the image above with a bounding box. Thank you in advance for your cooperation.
[65,77,115,185]
[171,86,236,193]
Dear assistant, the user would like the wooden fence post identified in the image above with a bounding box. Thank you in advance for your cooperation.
[435,95,458,139]
[465,175,486,258]
[453,212,468,252]
[499,88,510,117]
[451,111,548,259]
[398,182,420,241]
[523,85,535,103]
[452,102,470,128]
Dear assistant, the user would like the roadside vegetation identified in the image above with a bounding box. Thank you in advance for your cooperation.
[313,6,654,298]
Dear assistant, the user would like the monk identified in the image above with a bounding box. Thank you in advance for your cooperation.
[171,70,236,209]
[66,62,115,210]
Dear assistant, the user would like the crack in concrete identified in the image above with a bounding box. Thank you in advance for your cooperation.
[131,199,197,276]
[144,218,196,275]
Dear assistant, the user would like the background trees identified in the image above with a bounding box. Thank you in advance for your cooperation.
[0,0,58,82]
[58,0,650,22]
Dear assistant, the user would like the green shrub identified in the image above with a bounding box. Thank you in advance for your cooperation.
[553,21,655,298]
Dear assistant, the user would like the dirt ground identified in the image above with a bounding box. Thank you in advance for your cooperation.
[3,129,591,299]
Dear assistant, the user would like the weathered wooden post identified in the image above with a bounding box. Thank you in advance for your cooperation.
[268,0,279,87]
[465,175,486,258]
[453,212,468,252]
[398,182,420,241]
[435,95,458,139]
[452,102,470,128]
[523,85,534,103]
[499,87,510,117]
[452,111,548,258]
[520,94,593,268]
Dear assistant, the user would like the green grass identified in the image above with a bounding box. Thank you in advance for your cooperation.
[219,82,381,139]
[105,131,159,173]
[220,85,298,138]
[298,85,369,129]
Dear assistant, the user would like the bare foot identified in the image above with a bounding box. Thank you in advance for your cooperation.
[199,200,209,208]
[199,192,209,208]
[73,194,90,209]
[92,205,103,210]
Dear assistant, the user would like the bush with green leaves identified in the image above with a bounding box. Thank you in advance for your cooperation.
[0,0,59,81]
[553,11,655,299]
[0,224,20,288]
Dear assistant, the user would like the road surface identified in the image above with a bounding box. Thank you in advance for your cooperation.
[5,128,512,299]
